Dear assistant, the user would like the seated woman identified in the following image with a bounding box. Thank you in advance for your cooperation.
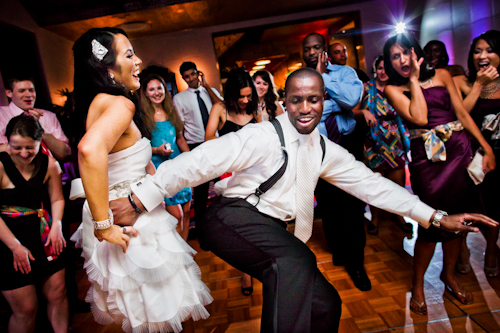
[205,68,261,140]
[140,74,192,241]
[424,40,465,77]
[252,70,285,121]
[454,30,500,277]
[0,114,68,332]
[70,27,212,332]
[384,33,495,315]
[353,55,411,235]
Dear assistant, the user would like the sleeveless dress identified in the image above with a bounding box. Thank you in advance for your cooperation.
[71,138,212,333]
[471,98,500,222]
[151,121,192,206]
[405,86,483,242]
[219,118,257,136]
[361,82,409,170]
[0,152,65,290]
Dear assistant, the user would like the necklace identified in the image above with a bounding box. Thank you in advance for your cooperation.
[419,78,433,87]
[481,79,500,99]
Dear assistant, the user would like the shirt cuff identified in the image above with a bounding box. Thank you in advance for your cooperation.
[130,178,164,212]
[409,201,435,229]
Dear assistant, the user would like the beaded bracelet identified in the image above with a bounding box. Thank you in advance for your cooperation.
[93,208,114,230]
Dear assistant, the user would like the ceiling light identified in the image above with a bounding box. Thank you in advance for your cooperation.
[395,22,406,34]
[255,60,271,66]
[253,65,265,70]
[115,21,152,33]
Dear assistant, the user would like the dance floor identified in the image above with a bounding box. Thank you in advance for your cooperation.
[64,212,500,333]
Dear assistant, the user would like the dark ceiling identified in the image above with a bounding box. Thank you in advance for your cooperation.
[19,0,368,41]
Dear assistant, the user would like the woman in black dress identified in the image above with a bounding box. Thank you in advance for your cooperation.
[0,114,68,332]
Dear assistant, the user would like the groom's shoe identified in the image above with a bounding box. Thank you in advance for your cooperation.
[346,265,371,291]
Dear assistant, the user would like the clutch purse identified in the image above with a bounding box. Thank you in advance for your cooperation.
[467,150,485,185]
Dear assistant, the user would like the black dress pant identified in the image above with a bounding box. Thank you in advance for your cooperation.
[198,197,342,333]
[315,122,367,268]
[188,142,210,226]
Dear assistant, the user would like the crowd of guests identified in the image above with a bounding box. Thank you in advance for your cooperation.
[0,24,499,333]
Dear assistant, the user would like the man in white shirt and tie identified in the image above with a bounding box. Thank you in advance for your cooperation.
[112,68,496,332]
[172,62,222,226]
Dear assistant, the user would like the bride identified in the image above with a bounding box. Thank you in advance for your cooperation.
[70,27,212,332]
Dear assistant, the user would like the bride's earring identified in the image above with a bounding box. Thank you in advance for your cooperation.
[110,73,115,84]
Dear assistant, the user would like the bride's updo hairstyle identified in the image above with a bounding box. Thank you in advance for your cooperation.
[72,27,151,146]
[383,32,435,86]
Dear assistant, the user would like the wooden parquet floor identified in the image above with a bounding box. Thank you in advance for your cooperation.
[65,214,500,332]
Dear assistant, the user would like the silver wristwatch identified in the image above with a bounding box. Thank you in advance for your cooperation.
[431,210,448,228]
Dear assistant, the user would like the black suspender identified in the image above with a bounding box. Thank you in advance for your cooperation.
[246,118,326,206]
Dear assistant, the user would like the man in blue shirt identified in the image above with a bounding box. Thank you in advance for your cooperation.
[302,32,371,291]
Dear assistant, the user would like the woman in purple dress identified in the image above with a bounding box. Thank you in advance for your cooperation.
[384,33,495,315]
[454,30,500,277]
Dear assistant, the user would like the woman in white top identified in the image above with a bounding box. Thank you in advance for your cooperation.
[252,70,285,121]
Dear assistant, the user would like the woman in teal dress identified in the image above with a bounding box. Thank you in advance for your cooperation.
[141,74,192,240]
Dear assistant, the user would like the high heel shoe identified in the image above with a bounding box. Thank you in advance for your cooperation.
[484,264,500,278]
[367,222,378,235]
[241,277,253,296]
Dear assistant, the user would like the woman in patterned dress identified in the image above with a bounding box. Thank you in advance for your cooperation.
[354,55,411,235]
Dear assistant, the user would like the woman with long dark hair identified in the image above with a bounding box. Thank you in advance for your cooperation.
[454,30,500,277]
[204,68,260,296]
[353,55,411,235]
[0,114,68,332]
[140,74,192,241]
[70,27,212,332]
[384,32,495,315]
[205,68,261,140]
[252,70,284,121]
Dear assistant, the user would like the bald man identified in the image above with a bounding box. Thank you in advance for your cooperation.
[330,42,370,82]
[109,68,495,332]
[303,33,372,291]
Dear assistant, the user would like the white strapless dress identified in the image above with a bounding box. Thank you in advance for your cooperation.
[70,138,212,333]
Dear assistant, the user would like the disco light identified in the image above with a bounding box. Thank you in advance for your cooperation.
[395,22,406,34]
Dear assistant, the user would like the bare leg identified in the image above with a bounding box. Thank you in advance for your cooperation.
[456,235,471,274]
[368,205,380,235]
[180,201,191,241]
[41,269,69,333]
[2,284,38,333]
[385,168,409,227]
[166,204,185,239]
[411,238,437,313]
[441,238,473,303]
[241,273,253,296]
[482,226,500,273]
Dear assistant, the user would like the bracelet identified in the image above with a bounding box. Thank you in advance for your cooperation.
[93,208,114,230]
[128,193,143,215]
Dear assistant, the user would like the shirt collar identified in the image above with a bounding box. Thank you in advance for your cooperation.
[326,61,343,72]
[188,85,204,93]
[281,113,314,146]
[9,102,25,116]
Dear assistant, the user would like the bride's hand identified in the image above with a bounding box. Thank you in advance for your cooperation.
[95,225,138,253]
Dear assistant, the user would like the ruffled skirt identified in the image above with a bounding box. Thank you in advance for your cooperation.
[72,201,212,333]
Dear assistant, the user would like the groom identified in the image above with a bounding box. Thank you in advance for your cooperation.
[111,68,497,332]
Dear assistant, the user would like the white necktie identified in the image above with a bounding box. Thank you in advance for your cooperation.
[295,142,314,243]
